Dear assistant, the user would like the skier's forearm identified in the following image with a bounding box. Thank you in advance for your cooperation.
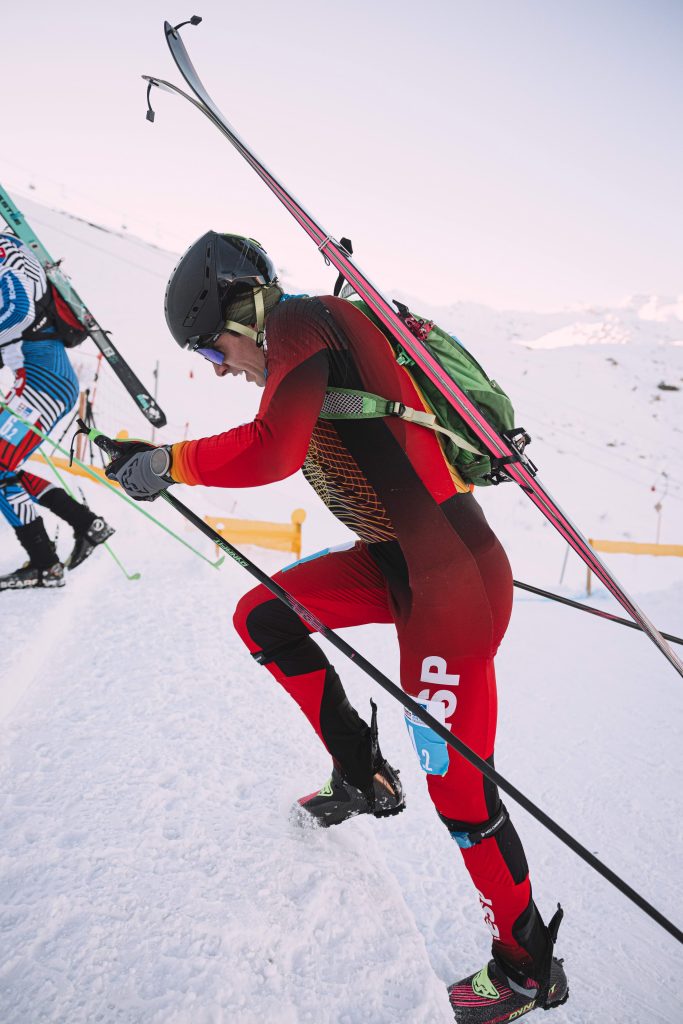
[169,352,329,489]
[169,417,308,488]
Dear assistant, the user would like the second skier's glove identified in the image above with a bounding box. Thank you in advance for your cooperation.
[105,440,174,502]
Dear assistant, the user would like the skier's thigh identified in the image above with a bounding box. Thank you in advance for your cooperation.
[233,540,393,638]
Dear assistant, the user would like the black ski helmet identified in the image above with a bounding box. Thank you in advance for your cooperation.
[164,232,277,349]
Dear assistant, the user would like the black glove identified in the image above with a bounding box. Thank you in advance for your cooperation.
[105,439,174,502]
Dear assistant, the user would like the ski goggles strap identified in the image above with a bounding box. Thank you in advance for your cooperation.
[319,386,483,456]
[191,287,269,353]
[223,286,267,347]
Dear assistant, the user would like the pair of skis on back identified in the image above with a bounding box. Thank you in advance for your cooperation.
[144,18,683,681]
[0,184,166,430]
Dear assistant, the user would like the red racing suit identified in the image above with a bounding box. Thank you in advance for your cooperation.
[170,295,543,971]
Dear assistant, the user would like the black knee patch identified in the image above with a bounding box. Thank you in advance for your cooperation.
[245,599,327,676]
[251,636,309,666]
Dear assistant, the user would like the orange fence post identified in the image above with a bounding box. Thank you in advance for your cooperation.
[204,509,307,559]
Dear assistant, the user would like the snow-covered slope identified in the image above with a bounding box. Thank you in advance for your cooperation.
[1,196,682,1023]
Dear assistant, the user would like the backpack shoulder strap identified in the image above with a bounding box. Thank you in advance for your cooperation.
[320,386,483,456]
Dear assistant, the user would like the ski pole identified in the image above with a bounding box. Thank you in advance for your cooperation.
[36,447,141,581]
[91,424,682,947]
[0,400,224,569]
[514,580,683,647]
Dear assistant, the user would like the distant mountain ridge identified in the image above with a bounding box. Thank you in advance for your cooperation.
[391,290,683,353]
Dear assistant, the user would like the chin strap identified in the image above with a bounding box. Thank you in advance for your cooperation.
[223,286,267,347]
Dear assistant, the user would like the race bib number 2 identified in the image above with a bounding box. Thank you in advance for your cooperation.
[0,395,40,446]
[405,698,450,776]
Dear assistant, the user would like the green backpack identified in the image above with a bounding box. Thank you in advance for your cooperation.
[319,297,519,487]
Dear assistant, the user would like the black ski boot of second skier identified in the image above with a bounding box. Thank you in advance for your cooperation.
[448,905,568,1022]
[1,518,66,591]
[296,700,405,827]
[0,560,65,590]
[67,516,115,570]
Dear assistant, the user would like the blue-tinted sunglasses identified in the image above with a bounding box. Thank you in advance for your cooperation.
[188,331,225,364]
[195,346,225,365]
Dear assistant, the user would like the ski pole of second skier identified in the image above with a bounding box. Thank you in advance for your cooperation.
[38,448,140,581]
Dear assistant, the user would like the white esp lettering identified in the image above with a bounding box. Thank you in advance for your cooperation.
[418,656,460,720]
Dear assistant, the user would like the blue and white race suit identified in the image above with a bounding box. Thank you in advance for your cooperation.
[0,233,79,528]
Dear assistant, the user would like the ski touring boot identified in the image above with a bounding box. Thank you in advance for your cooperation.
[296,761,405,827]
[295,700,405,827]
[0,560,65,590]
[448,906,568,1022]
[67,516,115,570]
[1,519,66,591]
[448,955,568,1022]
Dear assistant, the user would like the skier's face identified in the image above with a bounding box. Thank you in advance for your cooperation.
[201,331,266,386]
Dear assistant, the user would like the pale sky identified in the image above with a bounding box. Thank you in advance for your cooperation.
[4,0,682,311]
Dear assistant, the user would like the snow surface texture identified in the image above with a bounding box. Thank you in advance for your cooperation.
[1,197,682,1022]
